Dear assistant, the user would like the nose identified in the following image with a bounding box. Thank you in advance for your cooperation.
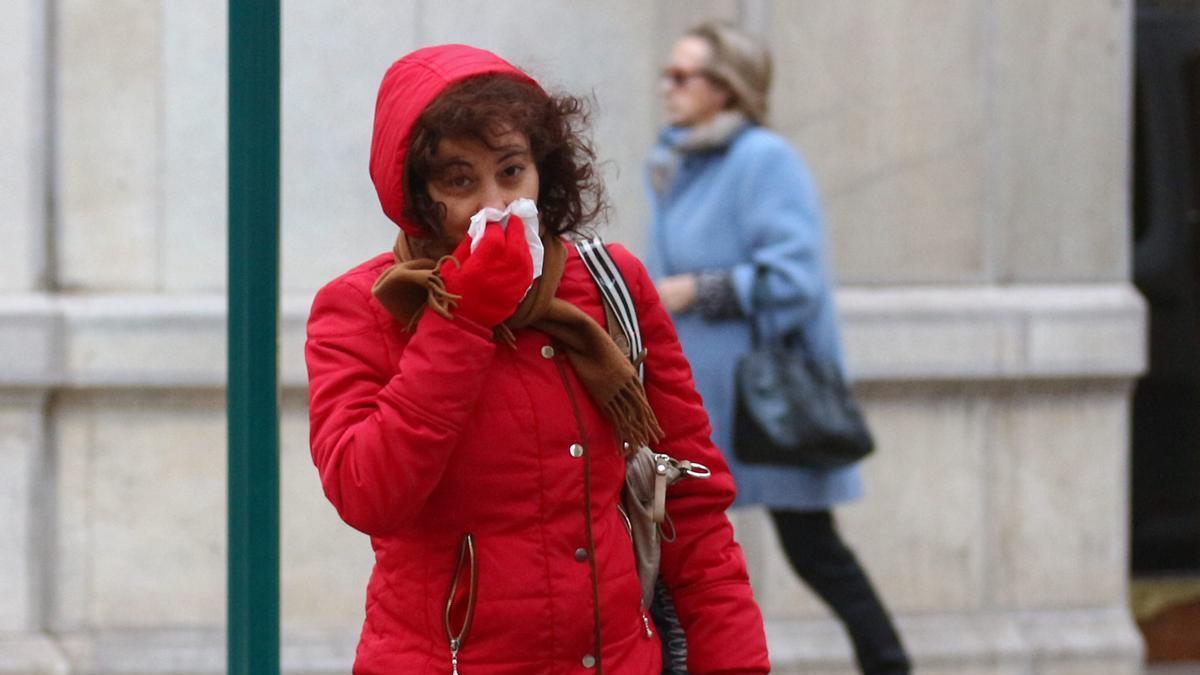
[479,180,508,212]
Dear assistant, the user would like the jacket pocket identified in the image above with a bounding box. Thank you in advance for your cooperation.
[444,533,478,675]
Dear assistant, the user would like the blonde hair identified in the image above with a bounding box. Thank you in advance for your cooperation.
[687,21,772,125]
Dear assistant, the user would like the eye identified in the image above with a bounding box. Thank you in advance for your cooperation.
[500,164,525,179]
[438,172,474,191]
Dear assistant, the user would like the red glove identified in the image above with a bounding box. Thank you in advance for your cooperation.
[439,216,534,328]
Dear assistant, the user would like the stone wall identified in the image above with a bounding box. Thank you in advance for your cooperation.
[0,1,1143,673]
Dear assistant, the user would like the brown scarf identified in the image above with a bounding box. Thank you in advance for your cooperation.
[371,231,663,454]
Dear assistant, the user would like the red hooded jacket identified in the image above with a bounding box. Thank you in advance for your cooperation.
[306,45,770,674]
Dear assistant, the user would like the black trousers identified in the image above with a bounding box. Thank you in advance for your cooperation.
[769,509,911,675]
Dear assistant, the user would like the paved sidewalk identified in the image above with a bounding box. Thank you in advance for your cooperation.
[1146,664,1200,674]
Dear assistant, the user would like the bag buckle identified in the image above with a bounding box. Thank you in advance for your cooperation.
[652,453,711,480]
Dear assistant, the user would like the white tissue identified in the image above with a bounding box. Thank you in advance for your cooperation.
[465,198,544,280]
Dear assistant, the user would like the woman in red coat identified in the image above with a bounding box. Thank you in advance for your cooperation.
[305,44,769,675]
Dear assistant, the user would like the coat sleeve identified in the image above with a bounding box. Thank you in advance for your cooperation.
[610,245,770,674]
[304,273,499,536]
[727,135,832,327]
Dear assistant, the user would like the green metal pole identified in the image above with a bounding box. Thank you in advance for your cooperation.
[227,1,280,674]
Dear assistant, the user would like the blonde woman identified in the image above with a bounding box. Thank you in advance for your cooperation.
[647,22,911,675]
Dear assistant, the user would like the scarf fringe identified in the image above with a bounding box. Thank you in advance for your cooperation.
[398,256,461,332]
[400,272,459,331]
[426,274,459,318]
[603,379,665,454]
[494,324,518,349]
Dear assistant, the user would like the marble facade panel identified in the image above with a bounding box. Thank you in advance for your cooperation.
[56,0,161,291]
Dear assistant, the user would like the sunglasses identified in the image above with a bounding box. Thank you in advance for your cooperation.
[661,67,712,89]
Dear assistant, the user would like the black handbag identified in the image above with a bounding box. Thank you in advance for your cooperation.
[733,267,874,469]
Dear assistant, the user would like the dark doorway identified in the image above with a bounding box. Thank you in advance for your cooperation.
[1131,0,1200,575]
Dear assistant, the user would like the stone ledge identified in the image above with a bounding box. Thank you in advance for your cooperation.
[766,607,1143,674]
[55,628,354,675]
[0,633,69,675]
[56,628,355,675]
[838,284,1146,381]
[28,608,1143,674]
[0,284,1145,390]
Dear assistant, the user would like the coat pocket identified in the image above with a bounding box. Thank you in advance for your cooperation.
[444,533,478,675]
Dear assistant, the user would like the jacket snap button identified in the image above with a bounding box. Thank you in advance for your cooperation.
[574,547,588,562]
[582,654,596,668]
[540,345,555,359]
[569,443,585,458]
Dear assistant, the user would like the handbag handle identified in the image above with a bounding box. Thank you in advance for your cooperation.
[748,265,811,354]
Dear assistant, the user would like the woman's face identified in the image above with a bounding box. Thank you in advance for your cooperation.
[425,128,540,244]
[661,36,730,127]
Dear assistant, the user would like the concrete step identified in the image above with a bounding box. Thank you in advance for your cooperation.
[1145,665,1200,675]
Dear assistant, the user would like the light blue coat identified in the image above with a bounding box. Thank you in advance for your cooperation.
[646,123,863,510]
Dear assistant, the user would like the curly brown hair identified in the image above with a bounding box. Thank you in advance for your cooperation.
[402,74,606,241]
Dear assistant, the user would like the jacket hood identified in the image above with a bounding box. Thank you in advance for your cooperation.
[369,44,541,235]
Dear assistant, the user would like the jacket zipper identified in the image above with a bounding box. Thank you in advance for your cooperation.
[444,533,477,675]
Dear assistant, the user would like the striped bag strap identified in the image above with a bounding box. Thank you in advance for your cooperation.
[576,236,644,380]
[579,236,693,675]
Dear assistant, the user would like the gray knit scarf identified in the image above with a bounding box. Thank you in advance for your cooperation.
[648,111,748,196]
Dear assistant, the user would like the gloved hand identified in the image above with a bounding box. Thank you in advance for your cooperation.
[439,215,534,328]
